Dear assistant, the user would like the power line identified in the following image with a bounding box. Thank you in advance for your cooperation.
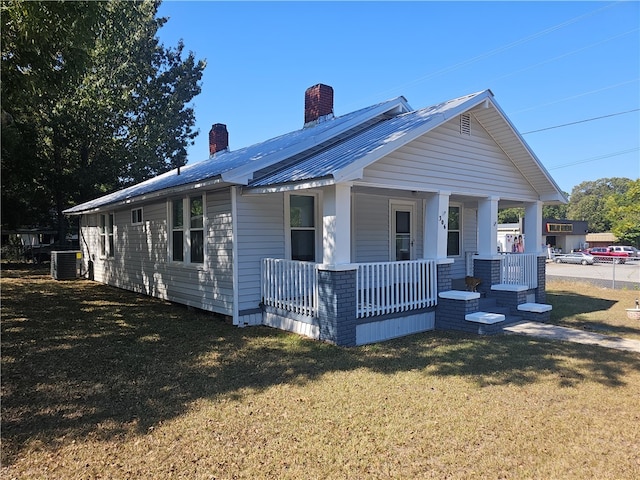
[522,109,640,134]
[344,1,622,109]
[512,78,640,114]
[547,147,640,170]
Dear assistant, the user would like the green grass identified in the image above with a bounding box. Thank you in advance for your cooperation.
[2,264,640,479]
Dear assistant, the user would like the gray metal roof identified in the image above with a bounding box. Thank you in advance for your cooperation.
[64,96,411,214]
[64,89,565,214]
[249,91,488,187]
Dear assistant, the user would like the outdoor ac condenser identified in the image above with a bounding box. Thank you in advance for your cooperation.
[51,251,81,280]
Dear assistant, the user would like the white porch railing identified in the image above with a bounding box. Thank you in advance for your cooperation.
[262,258,318,316]
[500,253,538,289]
[356,259,437,318]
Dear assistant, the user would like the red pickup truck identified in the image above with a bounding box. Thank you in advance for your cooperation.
[587,247,628,264]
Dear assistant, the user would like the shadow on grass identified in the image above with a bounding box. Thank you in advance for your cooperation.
[2,265,640,464]
[547,289,640,337]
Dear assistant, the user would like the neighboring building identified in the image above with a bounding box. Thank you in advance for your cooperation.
[542,219,589,253]
[498,219,589,254]
[585,232,618,248]
[64,85,566,345]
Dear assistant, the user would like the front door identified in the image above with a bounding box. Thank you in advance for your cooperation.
[391,201,415,261]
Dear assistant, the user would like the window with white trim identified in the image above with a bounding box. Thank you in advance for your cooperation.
[99,213,115,258]
[170,194,205,264]
[447,206,461,256]
[287,194,317,262]
[131,207,143,225]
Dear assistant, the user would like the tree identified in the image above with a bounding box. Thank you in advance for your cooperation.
[606,179,640,247]
[1,0,106,228]
[1,0,205,239]
[567,178,632,233]
[498,208,523,224]
[543,203,568,220]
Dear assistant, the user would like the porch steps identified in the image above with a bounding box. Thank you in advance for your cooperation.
[476,297,523,330]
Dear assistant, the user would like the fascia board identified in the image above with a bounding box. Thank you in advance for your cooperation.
[242,177,335,195]
[64,177,226,215]
[335,91,493,183]
[221,98,412,185]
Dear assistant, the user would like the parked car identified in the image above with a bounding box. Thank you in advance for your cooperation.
[609,245,638,258]
[588,247,628,264]
[554,252,595,265]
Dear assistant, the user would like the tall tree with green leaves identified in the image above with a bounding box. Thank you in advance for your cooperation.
[567,178,632,233]
[606,179,640,247]
[1,0,107,228]
[1,0,205,239]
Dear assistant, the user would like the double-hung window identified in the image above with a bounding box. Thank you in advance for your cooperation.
[99,213,115,258]
[171,195,205,264]
[287,194,317,262]
[131,208,143,225]
[447,206,461,257]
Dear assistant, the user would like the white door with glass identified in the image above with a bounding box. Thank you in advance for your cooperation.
[390,201,415,261]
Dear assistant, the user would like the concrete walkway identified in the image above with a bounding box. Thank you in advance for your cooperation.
[504,321,640,353]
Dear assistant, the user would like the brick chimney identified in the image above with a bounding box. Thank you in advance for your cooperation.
[209,123,229,156]
[304,84,334,125]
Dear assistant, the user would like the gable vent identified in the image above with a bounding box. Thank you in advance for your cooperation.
[460,114,470,135]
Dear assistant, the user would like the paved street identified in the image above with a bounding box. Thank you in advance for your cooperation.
[546,257,640,289]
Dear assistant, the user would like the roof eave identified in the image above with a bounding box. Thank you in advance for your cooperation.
[64,176,227,215]
[477,97,567,204]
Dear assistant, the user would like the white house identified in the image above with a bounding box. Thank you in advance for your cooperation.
[64,84,566,345]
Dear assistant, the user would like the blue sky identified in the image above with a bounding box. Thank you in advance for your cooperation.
[156,0,639,195]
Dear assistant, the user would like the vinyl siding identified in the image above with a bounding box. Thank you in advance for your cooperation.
[79,188,234,316]
[353,192,423,263]
[362,115,539,201]
[235,192,285,312]
[353,193,389,262]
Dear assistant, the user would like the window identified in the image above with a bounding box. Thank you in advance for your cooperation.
[190,195,204,263]
[99,213,115,258]
[170,195,205,264]
[131,208,143,225]
[172,199,184,261]
[288,194,316,262]
[447,206,460,256]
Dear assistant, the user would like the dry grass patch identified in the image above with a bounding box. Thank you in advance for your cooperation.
[547,279,640,340]
[2,265,640,479]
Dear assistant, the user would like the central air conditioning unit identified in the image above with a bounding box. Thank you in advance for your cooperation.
[51,251,82,280]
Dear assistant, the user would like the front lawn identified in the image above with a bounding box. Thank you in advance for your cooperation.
[2,265,640,479]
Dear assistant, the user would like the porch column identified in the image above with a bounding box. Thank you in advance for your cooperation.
[524,200,543,254]
[323,183,351,265]
[424,191,450,260]
[477,196,499,256]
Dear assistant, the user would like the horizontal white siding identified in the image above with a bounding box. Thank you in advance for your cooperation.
[353,193,424,263]
[353,193,389,263]
[235,192,285,313]
[79,188,234,316]
[362,115,539,201]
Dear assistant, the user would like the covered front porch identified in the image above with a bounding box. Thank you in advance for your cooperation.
[251,182,549,345]
[260,253,544,346]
